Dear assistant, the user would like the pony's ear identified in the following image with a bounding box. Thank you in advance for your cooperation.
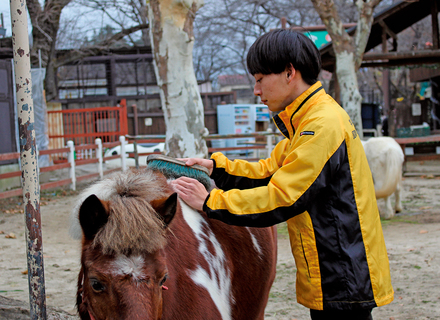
[151,193,178,227]
[79,194,109,240]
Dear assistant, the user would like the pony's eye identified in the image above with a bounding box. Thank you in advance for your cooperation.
[160,274,168,286]
[90,278,105,293]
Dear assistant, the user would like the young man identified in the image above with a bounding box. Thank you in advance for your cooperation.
[171,29,393,319]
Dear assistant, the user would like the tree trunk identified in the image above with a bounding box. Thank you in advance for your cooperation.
[335,51,364,136]
[310,0,382,139]
[26,0,72,101]
[148,0,208,158]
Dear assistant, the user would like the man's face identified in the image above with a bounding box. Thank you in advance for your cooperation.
[253,71,294,112]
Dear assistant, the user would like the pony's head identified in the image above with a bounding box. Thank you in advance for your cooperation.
[72,169,177,320]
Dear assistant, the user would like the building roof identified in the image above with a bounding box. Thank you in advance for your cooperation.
[218,74,254,87]
[320,0,440,71]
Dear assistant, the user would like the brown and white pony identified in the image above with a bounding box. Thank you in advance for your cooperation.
[70,169,277,320]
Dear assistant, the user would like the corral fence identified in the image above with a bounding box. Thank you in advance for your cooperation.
[0,130,282,200]
[0,137,127,199]
[3,129,440,200]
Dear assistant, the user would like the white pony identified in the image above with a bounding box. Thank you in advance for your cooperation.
[361,137,405,219]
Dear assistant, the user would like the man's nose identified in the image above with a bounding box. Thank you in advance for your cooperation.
[254,85,261,96]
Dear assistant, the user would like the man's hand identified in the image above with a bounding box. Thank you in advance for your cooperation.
[178,158,214,175]
[171,176,209,211]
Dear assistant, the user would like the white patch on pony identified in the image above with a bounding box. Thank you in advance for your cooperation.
[180,200,232,320]
[111,255,146,281]
[246,227,262,257]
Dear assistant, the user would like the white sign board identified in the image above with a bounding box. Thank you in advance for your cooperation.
[412,103,422,116]
[144,118,153,126]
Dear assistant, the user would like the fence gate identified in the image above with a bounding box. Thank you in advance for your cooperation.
[47,99,128,161]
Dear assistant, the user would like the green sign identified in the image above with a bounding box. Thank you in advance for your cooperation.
[306,31,332,48]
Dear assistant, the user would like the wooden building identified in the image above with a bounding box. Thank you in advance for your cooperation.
[54,47,235,136]
[319,0,440,136]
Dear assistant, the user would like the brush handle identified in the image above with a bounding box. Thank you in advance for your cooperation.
[146,154,210,175]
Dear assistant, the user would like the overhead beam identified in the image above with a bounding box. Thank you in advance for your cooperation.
[361,58,440,68]
[378,20,398,40]
[363,49,440,60]
[322,50,440,69]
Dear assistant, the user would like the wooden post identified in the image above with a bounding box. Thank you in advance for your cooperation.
[67,141,76,190]
[95,138,103,179]
[120,136,127,171]
[382,23,390,119]
[132,104,139,136]
[281,17,287,29]
[10,0,47,318]
[432,0,439,49]
[134,139,139,169]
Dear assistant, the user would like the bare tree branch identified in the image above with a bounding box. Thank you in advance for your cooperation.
[54,23,149,67]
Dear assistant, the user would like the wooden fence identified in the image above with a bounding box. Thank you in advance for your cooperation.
[3,131,439,200]
[0,130,282,199]
[0,138,128,199]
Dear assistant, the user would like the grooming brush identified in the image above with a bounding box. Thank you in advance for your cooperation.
[146,154,212,191]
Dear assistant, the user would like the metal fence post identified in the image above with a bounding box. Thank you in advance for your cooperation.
[95,138,103,179]
[134,139,139,169]
[67,141,76,190]
[266,128,273,158]
[120,136,127,171]
[11,0,47,318]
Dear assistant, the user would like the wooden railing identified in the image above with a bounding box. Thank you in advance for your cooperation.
[5,131,440,200]
[0,130,283,199]
[394,135,440,171]
[0,138,128,199]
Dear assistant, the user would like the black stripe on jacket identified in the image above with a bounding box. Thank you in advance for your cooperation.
[204,141,376,308]
[210,159,272,191]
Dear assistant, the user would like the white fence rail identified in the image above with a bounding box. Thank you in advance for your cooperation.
[0,130,282,199]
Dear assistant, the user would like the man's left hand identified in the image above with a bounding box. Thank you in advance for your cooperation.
[171,177,209,211]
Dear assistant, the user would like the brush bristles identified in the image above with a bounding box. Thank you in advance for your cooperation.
[147,158,212,191]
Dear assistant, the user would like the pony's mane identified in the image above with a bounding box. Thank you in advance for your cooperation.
[70,169,171,255]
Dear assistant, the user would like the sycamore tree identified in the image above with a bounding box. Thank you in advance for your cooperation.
[25,0,207,157]
[194,0,396,137]
[310,0,383,138]
[26,0,149,101]
[192,0,320,84]
[78,0,208,157]
[26,0,72,101]
[148,0,208,158]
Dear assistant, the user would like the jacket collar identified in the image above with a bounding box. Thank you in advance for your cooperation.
[273,81,324,139]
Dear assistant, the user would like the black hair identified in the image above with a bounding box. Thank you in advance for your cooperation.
[246,29,322,85]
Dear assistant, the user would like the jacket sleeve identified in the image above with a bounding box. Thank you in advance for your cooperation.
[204,127,345,228]
[210,139,290,190]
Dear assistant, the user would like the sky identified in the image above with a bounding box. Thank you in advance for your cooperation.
[0,1,12,37]
[0,1,133,44]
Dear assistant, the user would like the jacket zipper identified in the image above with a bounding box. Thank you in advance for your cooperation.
[300,233,311,278]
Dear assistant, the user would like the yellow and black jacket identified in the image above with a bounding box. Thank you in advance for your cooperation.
[203,81,394,310]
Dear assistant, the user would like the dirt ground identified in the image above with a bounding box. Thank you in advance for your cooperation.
[1,161,440,320]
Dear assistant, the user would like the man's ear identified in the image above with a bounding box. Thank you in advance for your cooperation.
[286,64,295,82]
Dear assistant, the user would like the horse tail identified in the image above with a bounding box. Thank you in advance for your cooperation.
[374,139,404,199]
